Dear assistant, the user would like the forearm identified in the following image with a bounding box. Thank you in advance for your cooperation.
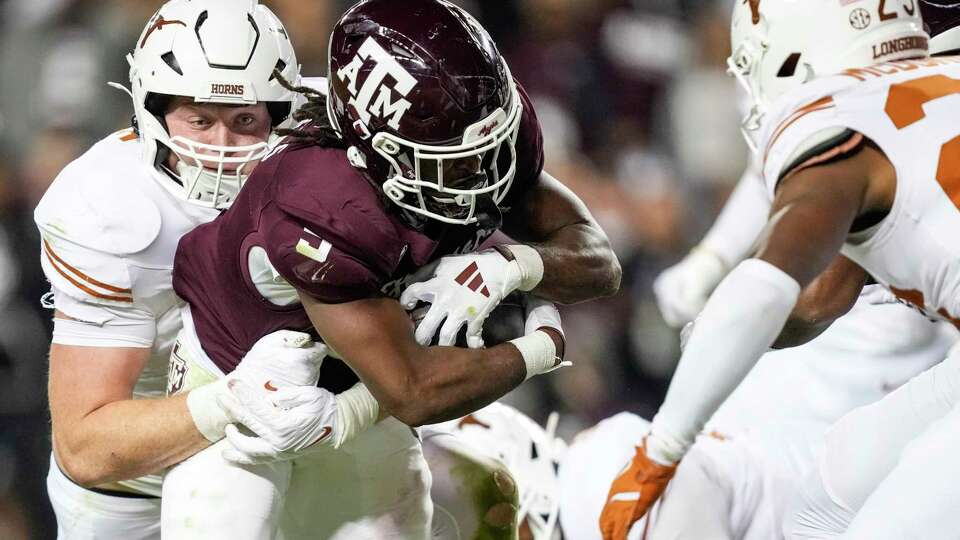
[54,393,209,487]
[374,343,528,426]
[518,222,621,304]
[647,260,800,464]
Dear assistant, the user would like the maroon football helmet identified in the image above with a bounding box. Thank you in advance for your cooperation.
[922,1,960,54]
[326,0,523,225]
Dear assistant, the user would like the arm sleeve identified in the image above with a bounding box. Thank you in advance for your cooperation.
[700,161,771,267]
[647,259,801,464]
[50,287,156,348]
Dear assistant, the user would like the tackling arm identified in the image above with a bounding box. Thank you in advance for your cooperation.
[301,293,563,427]
[48,332,208,488]
[501,171,622,304]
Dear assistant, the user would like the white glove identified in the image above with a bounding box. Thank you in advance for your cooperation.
[653,246,728,328]
[512,296,570,379]
[524,296,564,337]
[217,382,339,465]
[401,246,543,349]
[187,330,328,443]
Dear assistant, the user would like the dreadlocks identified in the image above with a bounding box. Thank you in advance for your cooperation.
[274,72,347,149]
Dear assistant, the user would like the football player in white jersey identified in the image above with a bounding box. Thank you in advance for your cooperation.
[36,1,326,538]
[598,0,960,538]
[783,5,960,539]
[563,294,955,540]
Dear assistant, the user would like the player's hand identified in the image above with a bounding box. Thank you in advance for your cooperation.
[187,330,328,443]
[653,246,728,328]
[218,382,338,465]
[599,438,678,540]
[234,330,327,388]
[524,296,567,361]
[401,248,525,348]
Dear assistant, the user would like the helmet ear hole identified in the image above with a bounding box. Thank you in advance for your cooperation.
[161,52,183,76]
[776,52,802,77]
[144,92,173,119]
[266,101,292,127]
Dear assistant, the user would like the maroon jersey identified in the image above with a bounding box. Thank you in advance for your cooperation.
[173,85,544,387]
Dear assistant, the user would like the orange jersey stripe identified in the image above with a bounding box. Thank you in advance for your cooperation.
[43,239,133,295]
[779,132,865,183]
[44,249,134,303]
[763,96,836,167]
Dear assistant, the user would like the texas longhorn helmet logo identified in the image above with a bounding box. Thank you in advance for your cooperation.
[140,16,187,48]
[337,37,418,134]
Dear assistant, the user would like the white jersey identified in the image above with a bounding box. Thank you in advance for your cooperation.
[37,130,218,394]
[560,300,955,540]
[760,56,960,326]
[35,129,219,495]
[709,296,956,483]
[35,77,328,498]
[559,412,784,540]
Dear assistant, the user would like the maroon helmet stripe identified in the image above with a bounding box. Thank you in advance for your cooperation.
[455,262,479,285]
[468,273,484,292]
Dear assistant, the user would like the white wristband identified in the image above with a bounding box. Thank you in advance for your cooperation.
[332,383,380,448]
[186,378,233,443]
[510,330,562,380]
[506,244,544,292]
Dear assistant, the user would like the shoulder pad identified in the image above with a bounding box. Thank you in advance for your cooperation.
[778,128,864,182]
[34,133,162,256]
[259,202,386,304]
[760,81,851,196]
[271,145,405,274]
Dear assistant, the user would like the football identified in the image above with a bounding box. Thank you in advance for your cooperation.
[410,292,527,347]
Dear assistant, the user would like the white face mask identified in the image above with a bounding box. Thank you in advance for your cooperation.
[167,135,272,209]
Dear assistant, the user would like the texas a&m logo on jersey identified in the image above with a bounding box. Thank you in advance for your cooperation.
[167,342,188,396]
[337,37,418,134]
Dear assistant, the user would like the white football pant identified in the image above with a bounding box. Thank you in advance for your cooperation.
[162,418,432,540]
[276,417,432,540]
[47,455,161,540]
[785,347,960,539]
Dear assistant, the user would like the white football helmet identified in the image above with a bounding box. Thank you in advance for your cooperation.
[123,0,300,209]
[728,0,928,150]
[444,403,567,540]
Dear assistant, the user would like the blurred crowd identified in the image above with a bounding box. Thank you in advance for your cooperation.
[0,0,745,537]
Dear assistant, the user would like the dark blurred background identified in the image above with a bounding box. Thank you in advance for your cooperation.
[0,0,744,537]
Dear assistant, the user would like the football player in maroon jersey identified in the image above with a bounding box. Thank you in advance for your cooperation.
[164,1,621,538]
